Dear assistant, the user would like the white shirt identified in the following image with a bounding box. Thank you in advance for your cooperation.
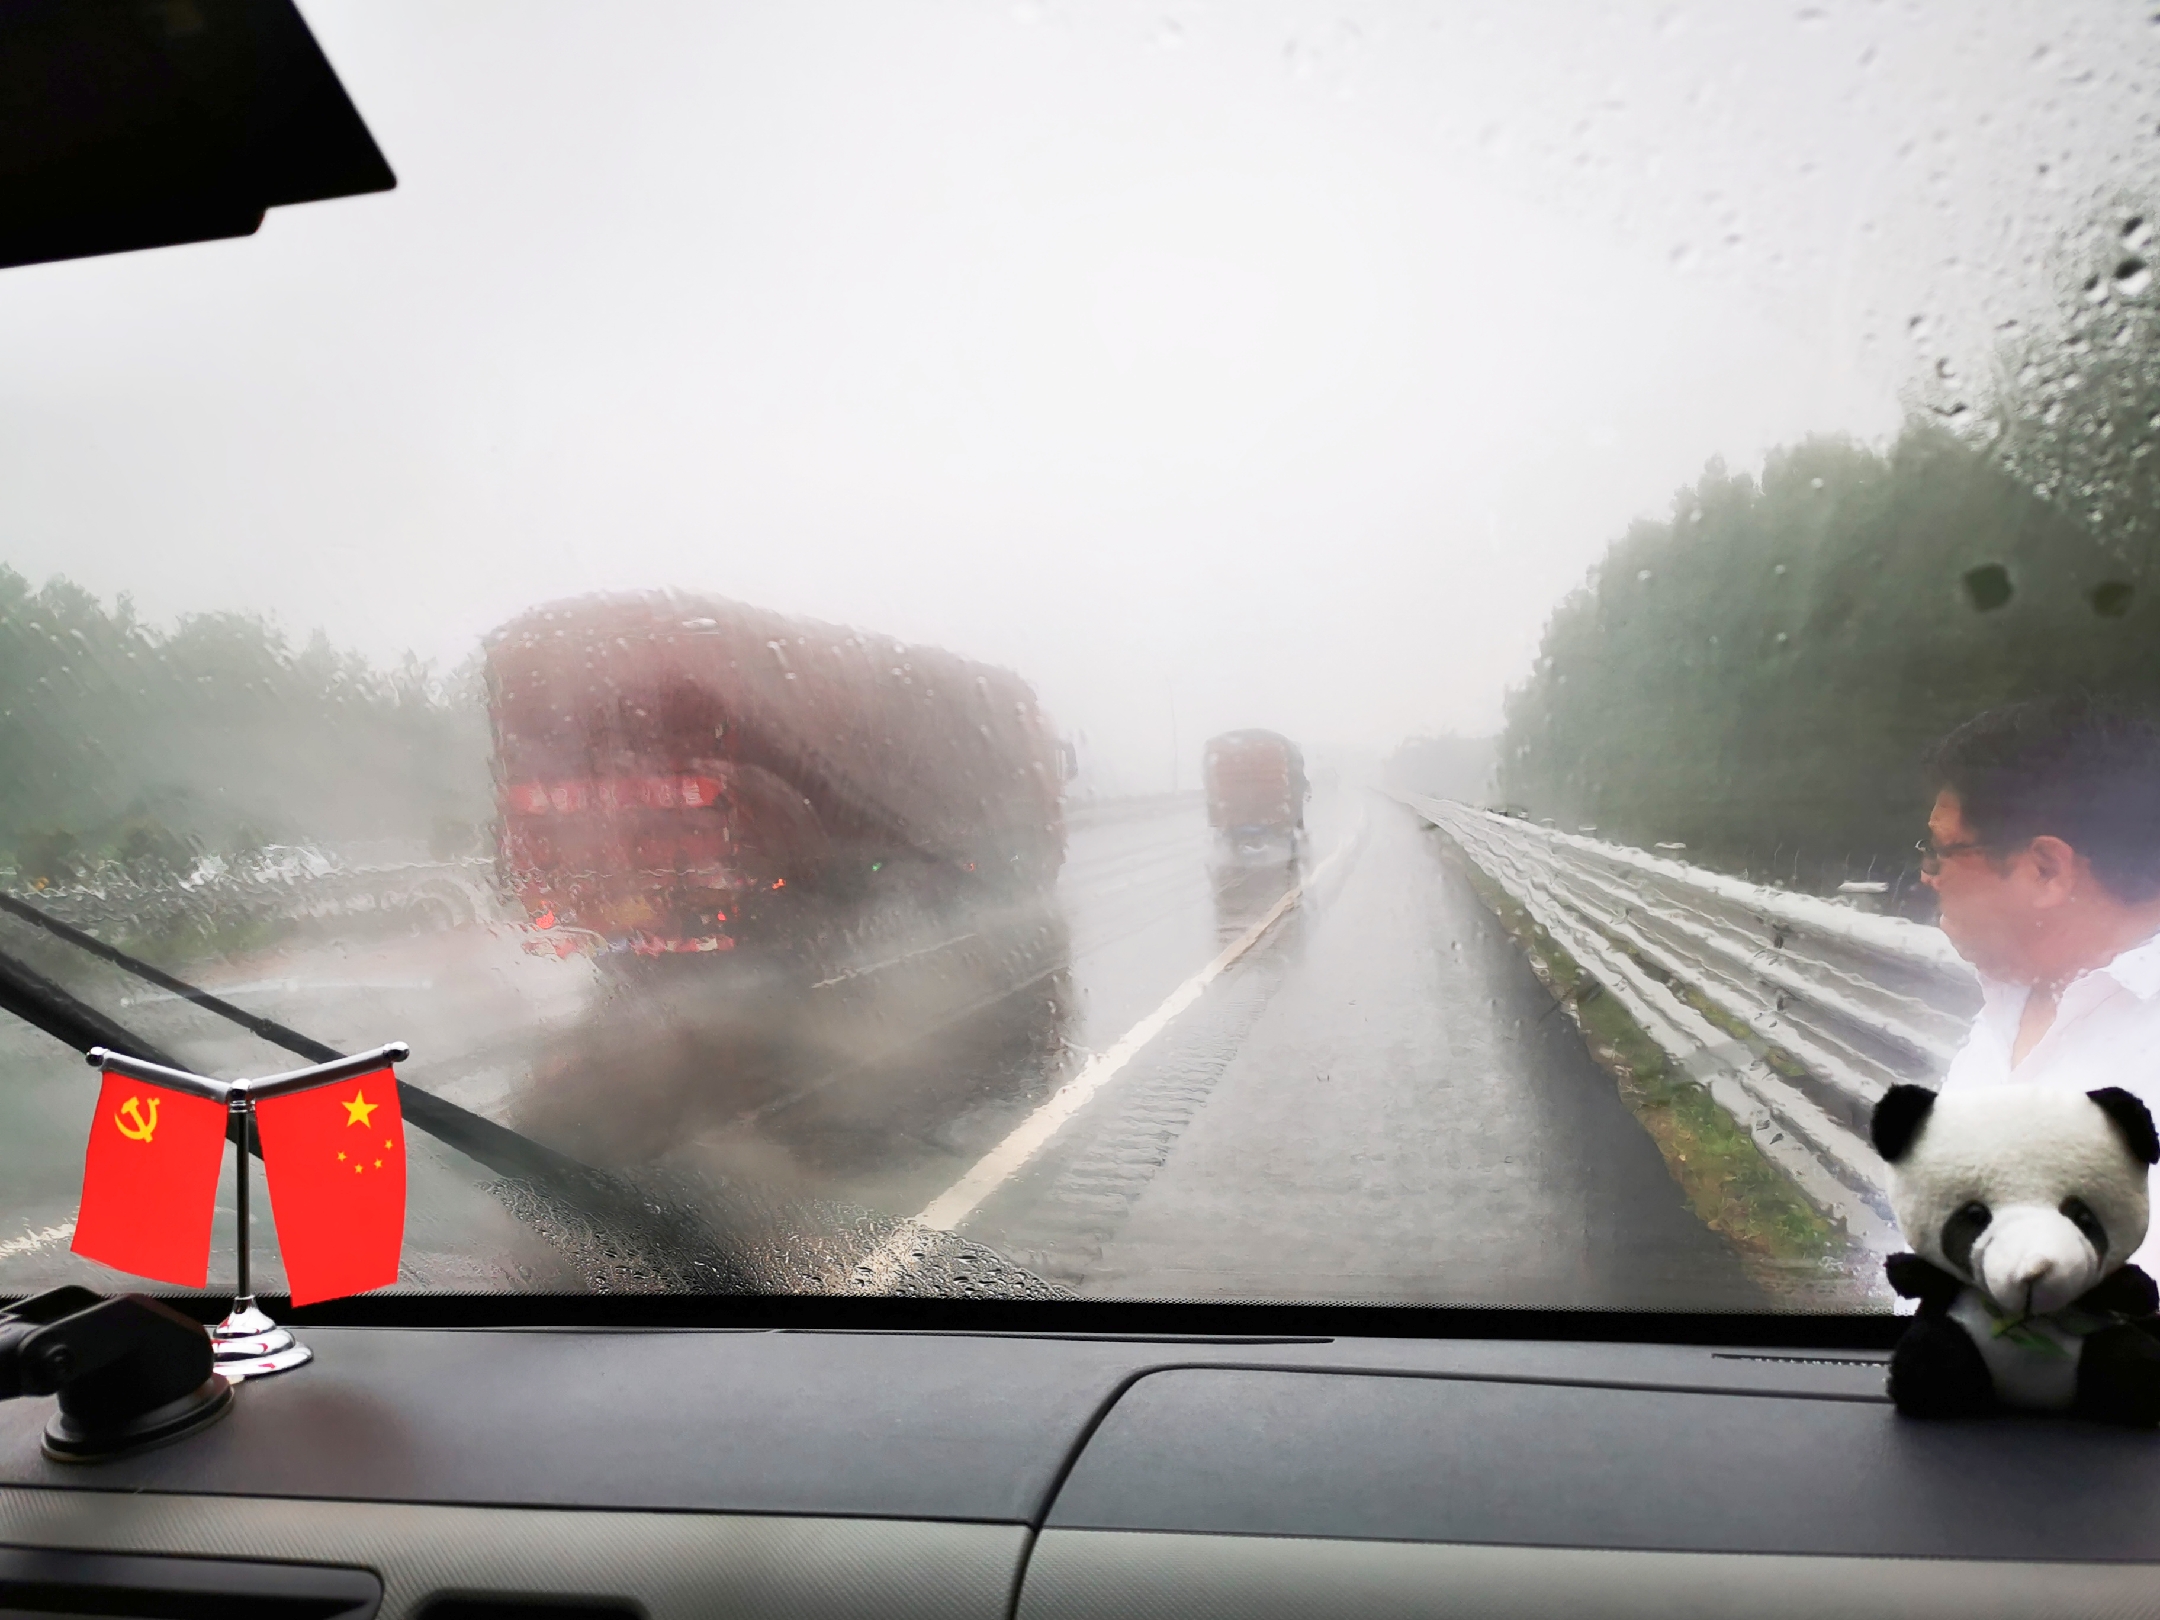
[1941,930,2160,1277]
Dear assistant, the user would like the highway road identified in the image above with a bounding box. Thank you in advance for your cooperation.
[0,792,1770,1311]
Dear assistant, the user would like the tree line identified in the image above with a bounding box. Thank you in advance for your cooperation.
[0,568,489,884]
[1498,207,2160,903]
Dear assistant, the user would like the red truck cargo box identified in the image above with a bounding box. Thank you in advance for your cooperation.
[1202,729,1307,838]
[484,592,1065,952]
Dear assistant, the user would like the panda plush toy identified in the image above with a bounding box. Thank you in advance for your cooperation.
[1870,1083,2160,1425]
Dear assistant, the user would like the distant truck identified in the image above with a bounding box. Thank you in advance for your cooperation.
[483,592,1066,957]
[1202,729,1307,855]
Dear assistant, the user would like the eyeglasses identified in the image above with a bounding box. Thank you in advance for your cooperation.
[1915,837,1990,875]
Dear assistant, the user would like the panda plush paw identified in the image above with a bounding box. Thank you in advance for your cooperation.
[1887,1310,1996,1419]
[1871,1083,2160,1426]
[2075,1322,2160,1428]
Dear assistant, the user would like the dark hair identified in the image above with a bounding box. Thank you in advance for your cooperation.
[1923,694,2160,903]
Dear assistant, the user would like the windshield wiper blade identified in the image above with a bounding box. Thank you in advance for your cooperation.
[0,892,342,1064]
[0,942,186,1073]
[0,892,828,1293]
[0,893,1050,1296]
[0,891,627,1201]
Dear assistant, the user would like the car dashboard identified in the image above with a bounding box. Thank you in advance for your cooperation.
[1,1321,2156,1620]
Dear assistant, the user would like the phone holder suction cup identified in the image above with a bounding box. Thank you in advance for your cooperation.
[0,1286,232,1462]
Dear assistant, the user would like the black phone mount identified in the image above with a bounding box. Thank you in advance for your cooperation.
[0,1287,233,1461]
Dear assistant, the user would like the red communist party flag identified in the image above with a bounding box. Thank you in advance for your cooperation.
[72,1071,230,1287]
[253,1067,406,1307]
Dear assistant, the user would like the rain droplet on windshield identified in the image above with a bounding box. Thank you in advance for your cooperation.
[2090,581,2136,618]
[1961,563,2014,611]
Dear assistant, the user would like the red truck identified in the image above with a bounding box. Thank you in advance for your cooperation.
[484,592,1066,957]
[1202,729,1308,856]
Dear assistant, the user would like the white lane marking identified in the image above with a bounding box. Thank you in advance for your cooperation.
[851,831,1359,1288]
[810,931,982,990]
[0,1220,75,1262]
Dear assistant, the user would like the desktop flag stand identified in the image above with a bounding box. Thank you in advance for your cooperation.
[72,1042,411,1380]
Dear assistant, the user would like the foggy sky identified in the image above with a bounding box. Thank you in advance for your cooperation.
[2,1,2154,795]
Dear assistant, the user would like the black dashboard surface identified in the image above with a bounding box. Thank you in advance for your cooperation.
[0,1326,2153,1559]
[1048,1365,2160,1560]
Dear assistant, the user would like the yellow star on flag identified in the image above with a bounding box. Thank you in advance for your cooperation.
[343,1090,379,1128]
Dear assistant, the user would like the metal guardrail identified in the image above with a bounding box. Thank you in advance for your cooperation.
[1407,796,1983,1253]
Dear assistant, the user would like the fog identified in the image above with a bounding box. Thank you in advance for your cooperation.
[2,0,2155,793]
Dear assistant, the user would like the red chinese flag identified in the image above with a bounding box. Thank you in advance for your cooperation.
[254,1068,406,1307]
[72,1072,230,1287]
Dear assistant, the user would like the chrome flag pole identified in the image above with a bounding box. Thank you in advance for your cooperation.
[208,1085,311,1381]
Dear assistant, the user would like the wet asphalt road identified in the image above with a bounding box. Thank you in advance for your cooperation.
[0,792,1757,1309]
[962,801,1756,1308]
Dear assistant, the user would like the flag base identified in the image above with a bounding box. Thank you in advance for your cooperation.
[210,1299,312,1381]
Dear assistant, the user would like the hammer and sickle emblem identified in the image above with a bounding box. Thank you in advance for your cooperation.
[115,1095,159,1143]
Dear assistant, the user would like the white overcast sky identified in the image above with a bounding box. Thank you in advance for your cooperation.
[2,1,2154,790]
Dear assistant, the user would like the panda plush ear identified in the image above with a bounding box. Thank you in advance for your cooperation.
[2087,1088,2160,1167]
[1870,1084,1938,1164]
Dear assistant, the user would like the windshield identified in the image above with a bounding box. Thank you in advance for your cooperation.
[4,0,2158,1312]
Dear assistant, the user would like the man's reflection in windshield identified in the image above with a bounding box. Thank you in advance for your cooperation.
[1923,695,2160,1273]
